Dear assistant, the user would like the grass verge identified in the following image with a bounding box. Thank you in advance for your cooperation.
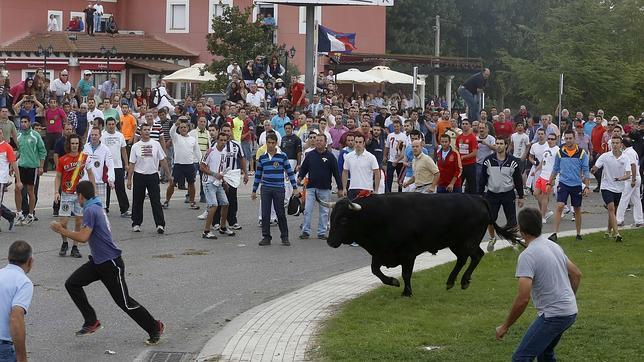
[313,229,644,361]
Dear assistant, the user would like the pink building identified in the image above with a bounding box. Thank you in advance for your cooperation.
[0,0,385,94]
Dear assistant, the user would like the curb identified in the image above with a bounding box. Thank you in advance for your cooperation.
[196,227,608,362]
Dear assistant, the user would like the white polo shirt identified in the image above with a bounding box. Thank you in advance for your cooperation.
[130,139,166,175]
[87,108,104,125]
[343,150,379,190]
[595,152,629,193]
[0,264,33,342]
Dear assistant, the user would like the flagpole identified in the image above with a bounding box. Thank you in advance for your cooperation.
[558,73,564,131]
[314,15,319,95]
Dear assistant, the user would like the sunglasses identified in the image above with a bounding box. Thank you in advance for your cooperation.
[548,138,557,141]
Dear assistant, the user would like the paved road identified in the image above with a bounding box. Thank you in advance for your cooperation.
[0,173,625,361]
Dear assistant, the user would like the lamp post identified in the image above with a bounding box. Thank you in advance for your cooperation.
[463,26,472,61]
[36,44,54,78]
[280,46,296,85]
[100,45,117,79]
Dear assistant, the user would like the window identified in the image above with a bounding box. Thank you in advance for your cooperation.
[208,0,233,33]
[253,3,278,26]
[298,6,321,35]
[22,69,54,81]
[47,10,63,32]
[166,0,189,33]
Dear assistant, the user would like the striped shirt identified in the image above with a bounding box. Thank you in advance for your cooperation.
[189,128,211,156]
[252,151,297,192]
[136,122,164,142]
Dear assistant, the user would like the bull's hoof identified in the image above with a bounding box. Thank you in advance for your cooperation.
[390,277,400,287]
[461,281,470,290]
[446,282,455,290]
[401,290,412,297]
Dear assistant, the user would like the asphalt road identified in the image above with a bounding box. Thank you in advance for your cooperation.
[0,173,621,362]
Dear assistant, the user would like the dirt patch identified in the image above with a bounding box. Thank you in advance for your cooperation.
[182,249,210,256]
[152,254,176,259]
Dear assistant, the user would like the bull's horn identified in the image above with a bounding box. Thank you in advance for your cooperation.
[348,202,362,211]
[315,191,336,209]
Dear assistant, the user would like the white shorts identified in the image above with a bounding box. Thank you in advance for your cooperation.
[60,192,83,217]
[95,183,107,208]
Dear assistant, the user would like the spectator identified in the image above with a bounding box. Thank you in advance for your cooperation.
[48,14,59,31]
[93,0,104,33]
[50,70,72,104]
[105,15,118,34]
[66,16,82,32]
[84,4,96,35]
[99,75,118,100]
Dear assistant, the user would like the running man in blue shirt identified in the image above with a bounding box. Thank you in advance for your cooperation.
[49,181,165,345]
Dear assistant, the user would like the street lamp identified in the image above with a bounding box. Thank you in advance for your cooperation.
[463,26,472,60]
[281,46,296,84]
[36,44,54,78]
[100,45,117,79]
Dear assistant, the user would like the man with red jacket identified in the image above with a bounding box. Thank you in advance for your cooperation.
[456,119,478,193]
[436,134,462,193]
[494,112,514,139]
[590,120,606,192]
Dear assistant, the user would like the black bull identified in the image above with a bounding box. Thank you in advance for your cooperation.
[317,192,519,297]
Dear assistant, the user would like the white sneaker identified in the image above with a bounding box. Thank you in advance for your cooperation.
[132,225,141,232]
[24,214,35,226]
[544,210,554,221]
[197,210,208,220]
[563,205,571,214]
[542,218,547,224]
[14,214,24,226]
[486,237,497,252]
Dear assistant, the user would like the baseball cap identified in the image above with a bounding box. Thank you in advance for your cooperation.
[84,70,93,76]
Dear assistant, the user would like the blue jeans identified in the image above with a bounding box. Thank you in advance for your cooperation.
[436,185,462,193]
[513,313,577,362]
[93,13,102,32]
[0,343,16,362]
[302,188,330,236]
[457,86,479,122]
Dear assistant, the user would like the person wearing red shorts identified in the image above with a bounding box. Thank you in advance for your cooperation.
[533,135,559,224]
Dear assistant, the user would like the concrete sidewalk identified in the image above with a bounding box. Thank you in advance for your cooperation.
[196,227,607,362]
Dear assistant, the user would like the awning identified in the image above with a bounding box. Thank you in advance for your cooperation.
[79,59,126,71]
[126,59,184,73]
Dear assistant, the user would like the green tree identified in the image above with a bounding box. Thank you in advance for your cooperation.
[205,4,282,92]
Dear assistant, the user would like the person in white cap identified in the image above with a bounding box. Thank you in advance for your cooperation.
[77,70,93,99]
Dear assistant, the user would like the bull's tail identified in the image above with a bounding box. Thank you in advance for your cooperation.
[482,196,525,248]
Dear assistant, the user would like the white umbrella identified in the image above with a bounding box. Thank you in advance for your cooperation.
[335,68,382,84]
[364,66,425,85]
[163,63,217,83]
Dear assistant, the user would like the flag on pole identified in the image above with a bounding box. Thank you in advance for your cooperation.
[317,25,356,53]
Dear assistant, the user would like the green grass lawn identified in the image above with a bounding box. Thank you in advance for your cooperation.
[313,229,644,361]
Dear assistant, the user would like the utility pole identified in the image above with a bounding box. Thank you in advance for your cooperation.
[434,15,440,97]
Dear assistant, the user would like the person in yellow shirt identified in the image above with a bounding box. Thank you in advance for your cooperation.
[231,108,247,142]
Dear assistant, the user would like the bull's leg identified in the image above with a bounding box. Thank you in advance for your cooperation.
[400,258,415,297]
[371,259,399,287]
[446,251,468,290]
[460,246,485,289]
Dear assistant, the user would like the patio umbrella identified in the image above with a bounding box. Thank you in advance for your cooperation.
[364,66,425,85]
[163,63,217,83]
[334,68,382,91]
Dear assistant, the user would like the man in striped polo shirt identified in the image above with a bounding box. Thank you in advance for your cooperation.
[251,133,298,246]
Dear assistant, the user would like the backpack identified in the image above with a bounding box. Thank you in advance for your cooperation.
[150,88,161,108]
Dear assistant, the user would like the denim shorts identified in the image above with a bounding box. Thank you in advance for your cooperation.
[204,182,228,208]
[60,192,83,217]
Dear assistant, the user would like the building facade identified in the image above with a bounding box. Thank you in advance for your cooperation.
[0,0,386,94]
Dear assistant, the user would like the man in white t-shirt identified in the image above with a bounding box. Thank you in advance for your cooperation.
[383,119,407,193]
[245,84,264,108]
[199,132,232,240]
[258,120,282,146]
[533,134,559,223]
[591,136,630,241]
[528,129,548,189]
[343,133,380,199]
[162,119,201,210]
[86,99,104,126]
[127,124,172,234]
[510,122,530,185]
[82,127,115,208]
[101,118,130,217]
[615,137,643,227]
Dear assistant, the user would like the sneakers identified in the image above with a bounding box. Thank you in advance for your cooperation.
[575,235,583,241]
[132,225,141,232]
[615,234,623,242]
[70,245,82,258]
[213,224,220,230]
[219,227,235,236]
[156,225,165,234]
[281,239,291,246]
[14,214,24,226]
[162,201,169,209]
[486,237,497,252]
[549,233,558,242]
[202,230,218,239]
[257,220,263,227]
[634,223,644,228]
[230,223,242,230]
[259,238,271,246]
[542,218,547,224]
[317,235,327,240]
[75,320,103,336]
[544,210,554,221]
[350,242,359,247]
[189,202,200,210]
[299,233,310,239]
[59,242,69,256]
[53,209,59,217]
[23,214,35,226]
[145,320,165,346]
[197,210,208,220]
[120,210,132,218]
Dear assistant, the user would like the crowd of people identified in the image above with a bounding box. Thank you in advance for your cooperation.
[0,62,643,361]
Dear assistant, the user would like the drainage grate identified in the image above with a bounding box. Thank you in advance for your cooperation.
[146,351,194,362]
